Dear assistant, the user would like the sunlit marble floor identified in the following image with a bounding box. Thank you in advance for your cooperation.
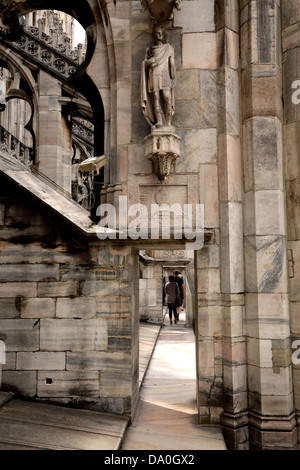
[121,312,227,451]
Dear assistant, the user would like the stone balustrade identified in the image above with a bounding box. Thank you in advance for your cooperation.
[0,125,33,168]
[0,15,85,81]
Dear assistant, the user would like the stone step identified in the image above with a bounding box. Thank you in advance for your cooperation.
[0,399,129,450]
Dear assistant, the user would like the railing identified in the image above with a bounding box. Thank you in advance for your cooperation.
[0,125,33,168]
[1,15,85,81]
[72,117,94,148]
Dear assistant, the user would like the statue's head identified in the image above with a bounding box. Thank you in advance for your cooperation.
[153,24,164,42]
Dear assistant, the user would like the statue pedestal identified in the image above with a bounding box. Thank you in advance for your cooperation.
[144,127,181,181]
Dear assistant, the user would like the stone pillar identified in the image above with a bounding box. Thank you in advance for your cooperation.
[282,0,300,445]
[139,261,164,324]
[103,2,132,213]
[215,0,248,450]
[37,70,72,195]
[241,0,296,449]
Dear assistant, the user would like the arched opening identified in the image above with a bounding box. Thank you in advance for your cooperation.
[0,62,35,166]
[0,3,105,221]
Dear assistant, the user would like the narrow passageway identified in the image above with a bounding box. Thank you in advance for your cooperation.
[121,311,226,450]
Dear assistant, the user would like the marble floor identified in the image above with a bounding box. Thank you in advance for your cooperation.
[121,311,227,451]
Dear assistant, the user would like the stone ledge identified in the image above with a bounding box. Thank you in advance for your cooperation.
[0,391,14,409]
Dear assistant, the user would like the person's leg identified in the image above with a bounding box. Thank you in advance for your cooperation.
[168,303,173,324]
[172,303,177,324]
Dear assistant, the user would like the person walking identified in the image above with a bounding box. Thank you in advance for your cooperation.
[174,270,185,320]
[165,275,179,325]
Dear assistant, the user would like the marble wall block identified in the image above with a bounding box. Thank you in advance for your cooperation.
[200,70,218,128]
[196,245,220,269]
[218,28,239,70]
[172,100,200,129]
[218,134,242,202]
[182,33,218,70]
[176,69,200,101]
[176,128,217,170]
[248,390,295,417]
[222,306,244,338]
[100,369,132,398]
[2,371,36,396]
[241,69,282,121]
[244,235,288,295]
[20,298,56,318]
[56,297,96,319]
[243,118,283,192]
[198,306,222,338]
[174,0,215,32]
[0,264,59,282]
[220,202,244,294]
[197,268,220,295]
[284,122,300,182]
[243,0,281,66]
[247,337,273,368]
[223,363,247,393]
[0,319,39,351]
[216,0,239,32]
[244,190,286,236]
[37,371,99,398]
[245,292,290,339]
[0,299,20,318]
[282,21,300,52]
[248,364,293,396]
[37,281,78,298]
[199,164,219,229]
[16,352,65,371]
[286,179,300,241]
[197,341,215,377]
[282,1,300,29]
[0,282,37,298]
[40,318,108,352]
[290,301,300,336]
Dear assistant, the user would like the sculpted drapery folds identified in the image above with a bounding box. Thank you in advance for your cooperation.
[142,25,176,128]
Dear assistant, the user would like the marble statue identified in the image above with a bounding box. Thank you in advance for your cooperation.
[141,25,175,128]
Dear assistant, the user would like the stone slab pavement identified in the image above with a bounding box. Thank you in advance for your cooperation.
[0,322,160,450]
[121,312,227,451]
[0,316,226,450]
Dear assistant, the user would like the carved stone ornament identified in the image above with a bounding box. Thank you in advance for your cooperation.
[0,13,23,41]
[142,22,181,181]
[0,0,28,41]
[140,0,181,24]
[144,127,181,181]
